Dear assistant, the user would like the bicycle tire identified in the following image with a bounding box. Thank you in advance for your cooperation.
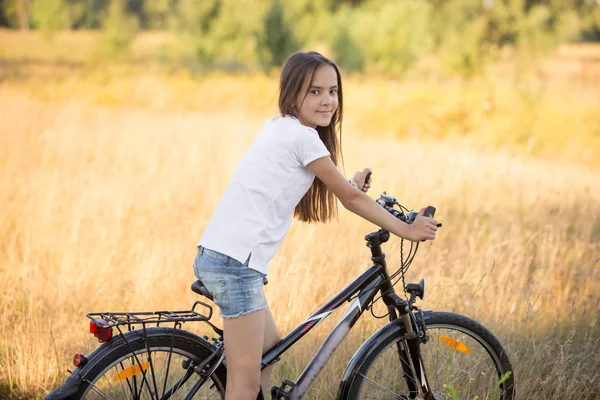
[342,312,515,400]
[74,327,227,399]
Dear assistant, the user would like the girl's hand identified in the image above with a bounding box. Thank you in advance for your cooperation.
[407,208,439,241]
[353,168,372,193]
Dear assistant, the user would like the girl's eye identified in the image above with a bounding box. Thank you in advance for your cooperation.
[311,90,320,95]
[330,89,338,95]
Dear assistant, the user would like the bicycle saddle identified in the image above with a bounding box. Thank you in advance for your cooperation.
[191,280,214,301]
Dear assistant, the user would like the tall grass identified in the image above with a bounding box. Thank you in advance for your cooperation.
[1,88,598,399]
[0,30,599,399]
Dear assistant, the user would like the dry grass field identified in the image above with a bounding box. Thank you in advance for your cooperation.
[1,30,599,399]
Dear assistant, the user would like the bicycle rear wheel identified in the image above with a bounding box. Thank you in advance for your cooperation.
[345,312,515,400]
[75,327,226,399]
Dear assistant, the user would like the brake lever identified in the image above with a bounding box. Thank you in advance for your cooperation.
[376,192,399,207]
[406,209,443,227]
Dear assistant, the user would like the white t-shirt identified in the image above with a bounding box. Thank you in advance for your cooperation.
[198,115,331,275]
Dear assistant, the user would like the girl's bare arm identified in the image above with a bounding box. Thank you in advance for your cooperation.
[307,156,437,242]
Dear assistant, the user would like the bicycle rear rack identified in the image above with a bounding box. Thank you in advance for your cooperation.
[86,300,222,336]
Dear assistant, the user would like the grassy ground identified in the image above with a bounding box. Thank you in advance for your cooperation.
[0,30,599,399]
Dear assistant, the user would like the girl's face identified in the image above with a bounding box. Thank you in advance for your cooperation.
[295,64,339,129]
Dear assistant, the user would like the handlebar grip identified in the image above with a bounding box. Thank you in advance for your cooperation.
[424,205,436,218]
[362,171,372,190]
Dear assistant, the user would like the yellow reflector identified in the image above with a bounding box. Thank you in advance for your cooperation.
[440,336,472,354]
[113,362,150,381]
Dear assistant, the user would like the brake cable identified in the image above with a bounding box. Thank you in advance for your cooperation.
[360,195,422,318]
[370,238,417,319]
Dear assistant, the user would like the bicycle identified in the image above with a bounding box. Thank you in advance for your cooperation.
[46,192,515,400]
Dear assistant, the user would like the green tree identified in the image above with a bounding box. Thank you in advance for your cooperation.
[354,0,434,76]
[0,0,20,28]
[100,0,139,59]
[330,0,367,10]
[577,0,600,41]
[30,0,71,37]
[257,0,298,69]
[330,8,364,73]
[440,15,489,77]
[141,0,172,29]
[172,0,220,62]
[71,0,109,29]
[172,0,268,69]
[284,0,332,46]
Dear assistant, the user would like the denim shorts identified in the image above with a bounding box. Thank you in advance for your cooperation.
[192,246,268,319]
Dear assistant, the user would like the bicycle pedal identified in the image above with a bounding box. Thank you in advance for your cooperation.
[271,380,296,400]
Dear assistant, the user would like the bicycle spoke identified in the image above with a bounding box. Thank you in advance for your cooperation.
[397,340,421,391]
[116,361,134,398]
[363,357,398,391]
[184,376,221,400]
[74,327,227,400]
[141,355,159,400]
[358,373,407,399]
[159,361,194,400]
[427,334,440,387]
[83,350,225,399]
[159,347,175,398]
[443,358,491,387]
[105,362,140,400]
[132,363,141,399]
[86,379,117,400]
[117,359,143,400]
[358,347,418,398]
[424,329,501,396]
[356,323,508,400]
[145,349,160,400]
[389,342,419,391]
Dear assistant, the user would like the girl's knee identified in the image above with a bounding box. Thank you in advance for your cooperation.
[227,378,261,399]
[228,364,261,387]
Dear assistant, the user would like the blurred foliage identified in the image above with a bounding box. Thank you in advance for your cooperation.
[30,0,71,37]
[100,0,139,58]
[330,8,364,73]
[257,0,298,69]
[0,0,599,75]
[357,1,434,75]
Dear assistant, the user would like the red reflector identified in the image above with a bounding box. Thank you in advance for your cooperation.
[73,353,88,367]
[90,319,112,342]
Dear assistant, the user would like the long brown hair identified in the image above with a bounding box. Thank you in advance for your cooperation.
[279,51,344,223]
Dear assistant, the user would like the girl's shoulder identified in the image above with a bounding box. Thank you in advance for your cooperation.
[268,115,318,137]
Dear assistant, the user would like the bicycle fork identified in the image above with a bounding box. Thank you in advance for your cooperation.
[386,299,433,400]
[402,312,433,400]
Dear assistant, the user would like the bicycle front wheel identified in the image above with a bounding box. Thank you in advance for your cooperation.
[345,312,515,400]
[75,327,227,399]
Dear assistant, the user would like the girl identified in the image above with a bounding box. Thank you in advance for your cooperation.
[193,51,438,400]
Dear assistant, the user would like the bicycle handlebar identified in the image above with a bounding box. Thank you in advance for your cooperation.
[375,192,437,225]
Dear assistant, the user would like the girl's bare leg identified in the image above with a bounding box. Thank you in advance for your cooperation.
[223,310,266,400]
[261,306,282,395]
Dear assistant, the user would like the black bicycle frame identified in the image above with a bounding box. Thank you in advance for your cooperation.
[262,264,383,397]
[261,229,422,400]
